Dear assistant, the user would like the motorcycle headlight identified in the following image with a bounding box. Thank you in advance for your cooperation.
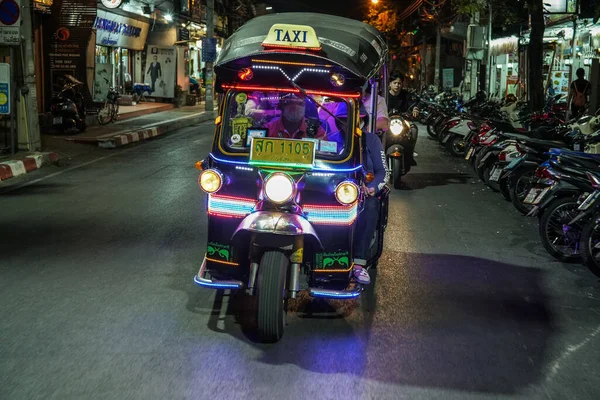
[264,173,295,204]
[390,118,404,135]
[199,169,223,193]
[335,181,359,205]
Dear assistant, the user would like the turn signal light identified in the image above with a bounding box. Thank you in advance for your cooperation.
[335,181,358,205]
[199,169,223,193]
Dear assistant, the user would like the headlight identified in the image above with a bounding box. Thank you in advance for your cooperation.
[199,169,223,193]
[390,118,403,135]
[335,181,358,205]
[264,173,295,204]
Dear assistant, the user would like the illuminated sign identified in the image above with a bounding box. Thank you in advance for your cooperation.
[544,0,577,14]
[262,24,321,50]
[100,0,122,9]
[94,17,142,38]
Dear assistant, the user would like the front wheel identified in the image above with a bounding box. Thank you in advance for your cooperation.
[97,103,112,125]
[579,220,600,278]
[390,157,403,189]
[539,197,583,262]
[509,166,537,214]
[256,251,288,343]
[447,135,466,157]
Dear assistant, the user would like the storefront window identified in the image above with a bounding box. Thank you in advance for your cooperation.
[95,46,110,64]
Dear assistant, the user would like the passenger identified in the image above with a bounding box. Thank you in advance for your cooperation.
[336,102,389,285]
[362,87,389,132]
[264,94,327,139]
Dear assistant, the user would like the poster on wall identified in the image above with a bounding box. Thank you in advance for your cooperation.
[94,63,113,102]
[442,68,454,89]
[145,45,176,98]
[549,69,570,95]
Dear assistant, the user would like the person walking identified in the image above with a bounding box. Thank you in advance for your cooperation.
[568,68,591,119]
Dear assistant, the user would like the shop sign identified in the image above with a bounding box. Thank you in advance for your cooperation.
[0,0,21,45]
[95,10,149,50]
[33,0,52,14]
[0,63,10,115]
[178,28,190,41]
[544,0,577,14]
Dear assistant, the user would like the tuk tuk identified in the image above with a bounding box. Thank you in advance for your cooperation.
[194,13,389,342]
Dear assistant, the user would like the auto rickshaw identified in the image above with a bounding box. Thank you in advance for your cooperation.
[194,13,389,342]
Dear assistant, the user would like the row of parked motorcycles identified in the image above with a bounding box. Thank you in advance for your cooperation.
[424,94,600,277]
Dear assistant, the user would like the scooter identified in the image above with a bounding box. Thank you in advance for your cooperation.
[386,111,418,189]
[51,75,87,134]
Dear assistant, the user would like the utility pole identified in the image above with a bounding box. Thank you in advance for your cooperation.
[486,2,492,96]
[20,0,41,150]
[205,0,215,112]
[434,23,441,90]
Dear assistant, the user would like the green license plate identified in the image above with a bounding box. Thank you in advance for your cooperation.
[249,138,316,168]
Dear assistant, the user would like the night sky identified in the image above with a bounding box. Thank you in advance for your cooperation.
[262,0,367,20]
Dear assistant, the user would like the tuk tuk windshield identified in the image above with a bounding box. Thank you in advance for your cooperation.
[222,90,352,159]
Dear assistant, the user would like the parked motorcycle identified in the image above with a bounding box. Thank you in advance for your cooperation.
[50,75,87,134]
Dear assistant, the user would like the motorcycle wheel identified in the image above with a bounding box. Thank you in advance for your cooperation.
[509,165,537,214]
[391,157,403,189]
[579,220,600,278]
[447,135,466,157]
[539,197,583,263]
[427,123,437,139]
[483,165,500,192]
[256,251,288,343]
[499,176,511,201]
[77,119,87,133]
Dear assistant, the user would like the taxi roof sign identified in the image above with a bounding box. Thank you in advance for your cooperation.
[262,24,321,51]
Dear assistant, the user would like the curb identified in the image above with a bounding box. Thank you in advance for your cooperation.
[0,152,59,182]
[97,111,215,149]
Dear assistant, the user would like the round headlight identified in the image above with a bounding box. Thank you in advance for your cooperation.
[335,181,358,205]
[390,118,404,135]
[199,169,223,193]
[264,173,295,204]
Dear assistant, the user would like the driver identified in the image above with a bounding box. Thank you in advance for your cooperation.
[334,102,389,285]
[265,94,327,139]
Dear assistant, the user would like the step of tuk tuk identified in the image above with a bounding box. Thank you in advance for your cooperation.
[308,285,363,299]
[193,274,244,290]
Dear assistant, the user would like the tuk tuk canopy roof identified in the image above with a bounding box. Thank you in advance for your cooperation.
[216,13,388,81]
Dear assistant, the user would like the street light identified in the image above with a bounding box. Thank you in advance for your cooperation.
[266,6,273,10]
[371,0,379,3]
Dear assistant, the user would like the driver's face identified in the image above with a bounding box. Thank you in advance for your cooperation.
[283,102,305,122]
[390,79,402,92]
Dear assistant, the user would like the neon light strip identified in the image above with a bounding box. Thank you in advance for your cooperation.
[208,194,256,218]
[262,44,322,51]
[252,64,292,81]
[310,289,361,299]
[206,257,239,266]
[314,263,354,273]
[209,154,362,173]
[221,84,361,99]
[193,275,242,289]
[252,59,333,67]
[303,203,358,225]
[292,68,329,82]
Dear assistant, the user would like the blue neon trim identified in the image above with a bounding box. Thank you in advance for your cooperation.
[209,154,362,173]
[193,275,242,289]
[310,290,361,299]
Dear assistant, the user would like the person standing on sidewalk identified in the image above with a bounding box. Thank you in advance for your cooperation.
[568,68,591,119]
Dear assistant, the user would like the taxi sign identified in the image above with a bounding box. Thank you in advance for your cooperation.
[250,137,316,169]
[262,24,321,50]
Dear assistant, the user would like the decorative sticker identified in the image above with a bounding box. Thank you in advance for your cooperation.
[315,251,350,270]
[319,140,337,153]
[207,242,232,262]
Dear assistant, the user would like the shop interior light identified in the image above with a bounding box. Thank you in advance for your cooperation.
[164,13,173,22]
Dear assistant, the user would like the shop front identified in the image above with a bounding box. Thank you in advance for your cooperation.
[93,10,149,102]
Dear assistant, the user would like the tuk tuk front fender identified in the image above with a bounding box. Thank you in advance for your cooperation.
[232,211,323,249]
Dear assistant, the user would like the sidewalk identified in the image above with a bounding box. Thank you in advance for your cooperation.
[1,103,215,183]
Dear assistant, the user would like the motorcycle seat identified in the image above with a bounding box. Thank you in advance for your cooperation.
[519,138,568,150]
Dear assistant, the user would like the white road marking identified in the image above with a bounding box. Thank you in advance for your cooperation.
[546,324,600,381]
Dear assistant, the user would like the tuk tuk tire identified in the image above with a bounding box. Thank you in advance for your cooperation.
[391,157,403,189]
[256,251,288,343]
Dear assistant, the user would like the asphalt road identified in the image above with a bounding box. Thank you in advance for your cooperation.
[1,123,599,400]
